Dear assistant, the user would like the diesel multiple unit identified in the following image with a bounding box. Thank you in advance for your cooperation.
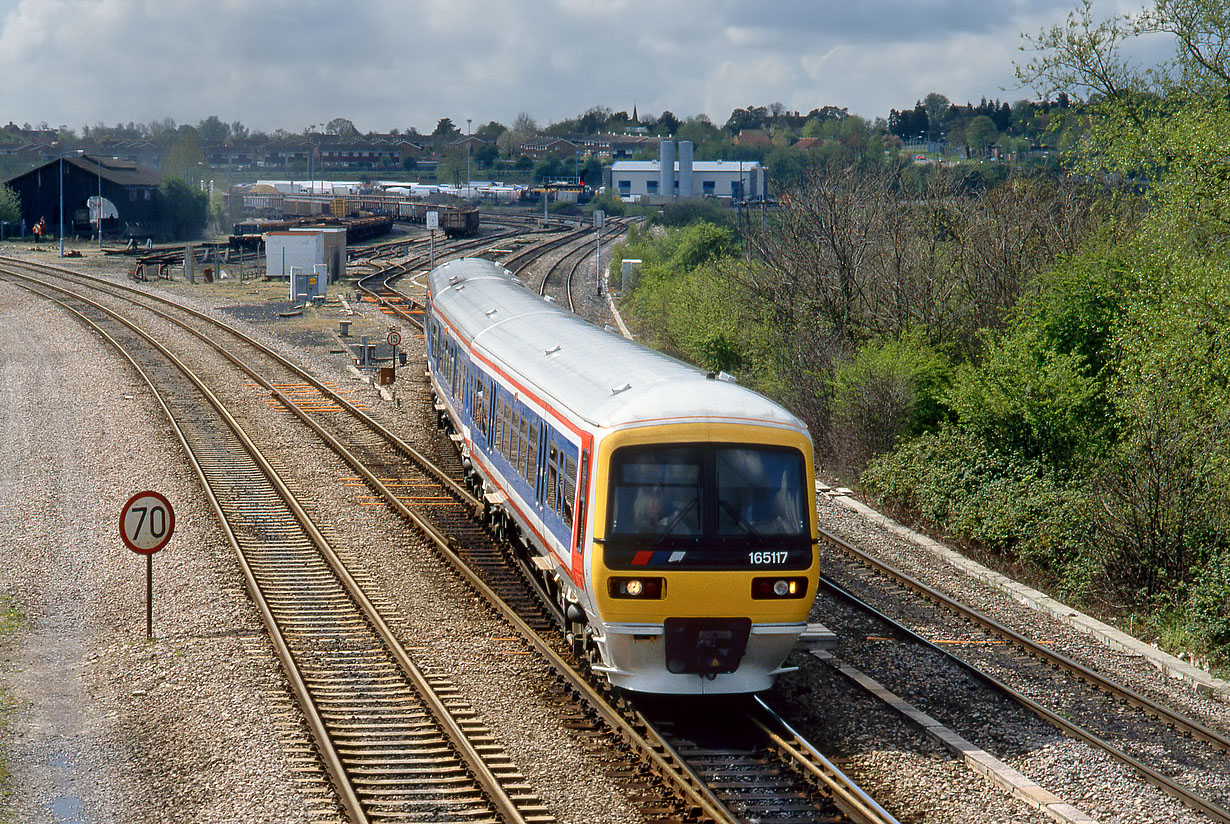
[426,258,820,694]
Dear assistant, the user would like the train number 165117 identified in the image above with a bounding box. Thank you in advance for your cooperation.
[748,551,788,565]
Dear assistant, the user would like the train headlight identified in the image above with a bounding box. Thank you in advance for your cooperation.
[752,577,809,599]
[608,577,665,599]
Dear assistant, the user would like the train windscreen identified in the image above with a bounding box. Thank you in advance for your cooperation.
[605,444,811,568]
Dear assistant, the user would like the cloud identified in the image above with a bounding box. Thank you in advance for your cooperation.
[0,0,1161,134]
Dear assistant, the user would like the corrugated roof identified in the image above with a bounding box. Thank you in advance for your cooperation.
[65,153,162,187]
[3,152,163,189]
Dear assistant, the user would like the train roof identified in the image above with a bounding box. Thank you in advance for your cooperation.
[428,258,809,435]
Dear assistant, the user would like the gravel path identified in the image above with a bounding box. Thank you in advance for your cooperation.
[0,276,324,823]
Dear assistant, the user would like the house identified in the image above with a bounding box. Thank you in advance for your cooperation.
[518,137,578,159]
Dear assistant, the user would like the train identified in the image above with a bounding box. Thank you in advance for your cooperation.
[280,196,481,238]
[393,200,480,237]
[425,258,820,695]
[228,214,393,251]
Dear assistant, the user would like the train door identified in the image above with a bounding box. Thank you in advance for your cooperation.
[535,422,548,505]
[572,450,589,556]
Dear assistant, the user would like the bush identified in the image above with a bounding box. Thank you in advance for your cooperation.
[944,326,1103,475]
[863,428,1093,581]
[828,334,951,474]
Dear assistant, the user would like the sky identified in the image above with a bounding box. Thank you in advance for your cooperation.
[0,0,1159,136]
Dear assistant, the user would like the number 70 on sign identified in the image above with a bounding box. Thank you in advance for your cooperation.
[120,491,175,555]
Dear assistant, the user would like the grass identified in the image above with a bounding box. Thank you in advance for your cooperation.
[0,595,24,807]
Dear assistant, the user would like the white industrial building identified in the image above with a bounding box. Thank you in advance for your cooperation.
[604,140,766,202]
[264,227,346,283]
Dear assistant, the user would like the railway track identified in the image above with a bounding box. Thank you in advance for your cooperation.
[816,522,1230,822]
[352,221,572,330]
[0,266,551,824]
[532,220,628,314]
[1,254,898,824]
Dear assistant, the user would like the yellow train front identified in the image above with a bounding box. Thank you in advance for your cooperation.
[586,416,819,694]
[426,258,820,695]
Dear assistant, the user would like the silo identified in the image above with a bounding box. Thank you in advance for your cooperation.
[658,140,675,198]
[677,140,694,197]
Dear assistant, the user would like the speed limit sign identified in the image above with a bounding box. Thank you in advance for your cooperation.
[387,329,402,347]
[120,491,175,555]
[120,491,175,639]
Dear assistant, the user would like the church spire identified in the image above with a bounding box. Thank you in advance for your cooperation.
[632,103,638,123]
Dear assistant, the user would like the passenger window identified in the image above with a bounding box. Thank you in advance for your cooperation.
[473,381,485,437]
[547,445,559,512]
[510,410,521,468]
[500,400,511,459]
[519,417,531,480]
[525,420,537,484]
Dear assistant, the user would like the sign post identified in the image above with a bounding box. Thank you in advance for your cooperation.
[386,328,402,381]
[119,491,176,639]
[426,211,439,270]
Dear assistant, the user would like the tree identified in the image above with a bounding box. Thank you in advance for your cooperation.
[579,156,603,187]
[576,106,612,135]
[433,118,460,139]
[498,112,538,155]
[475,120,506,140]
[922,93,951,142]
[157,177,208,240]
[161,128,204,182]
[435,146,467,185]
[532,155,566,183]
[473,143,499,167]
[511,112,538,134]
[724,106,769,134]
[326,117,358,138]
[655,110,680,135]
[0,183,20,224]
[196,115,229,143]
[677,115,721,145]
[965,115,998,157]
[1017,0,1230,236]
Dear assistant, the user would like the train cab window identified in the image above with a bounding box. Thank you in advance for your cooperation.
[714,448,808,537]
[607,445,807,543]
[609,451,702,537]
